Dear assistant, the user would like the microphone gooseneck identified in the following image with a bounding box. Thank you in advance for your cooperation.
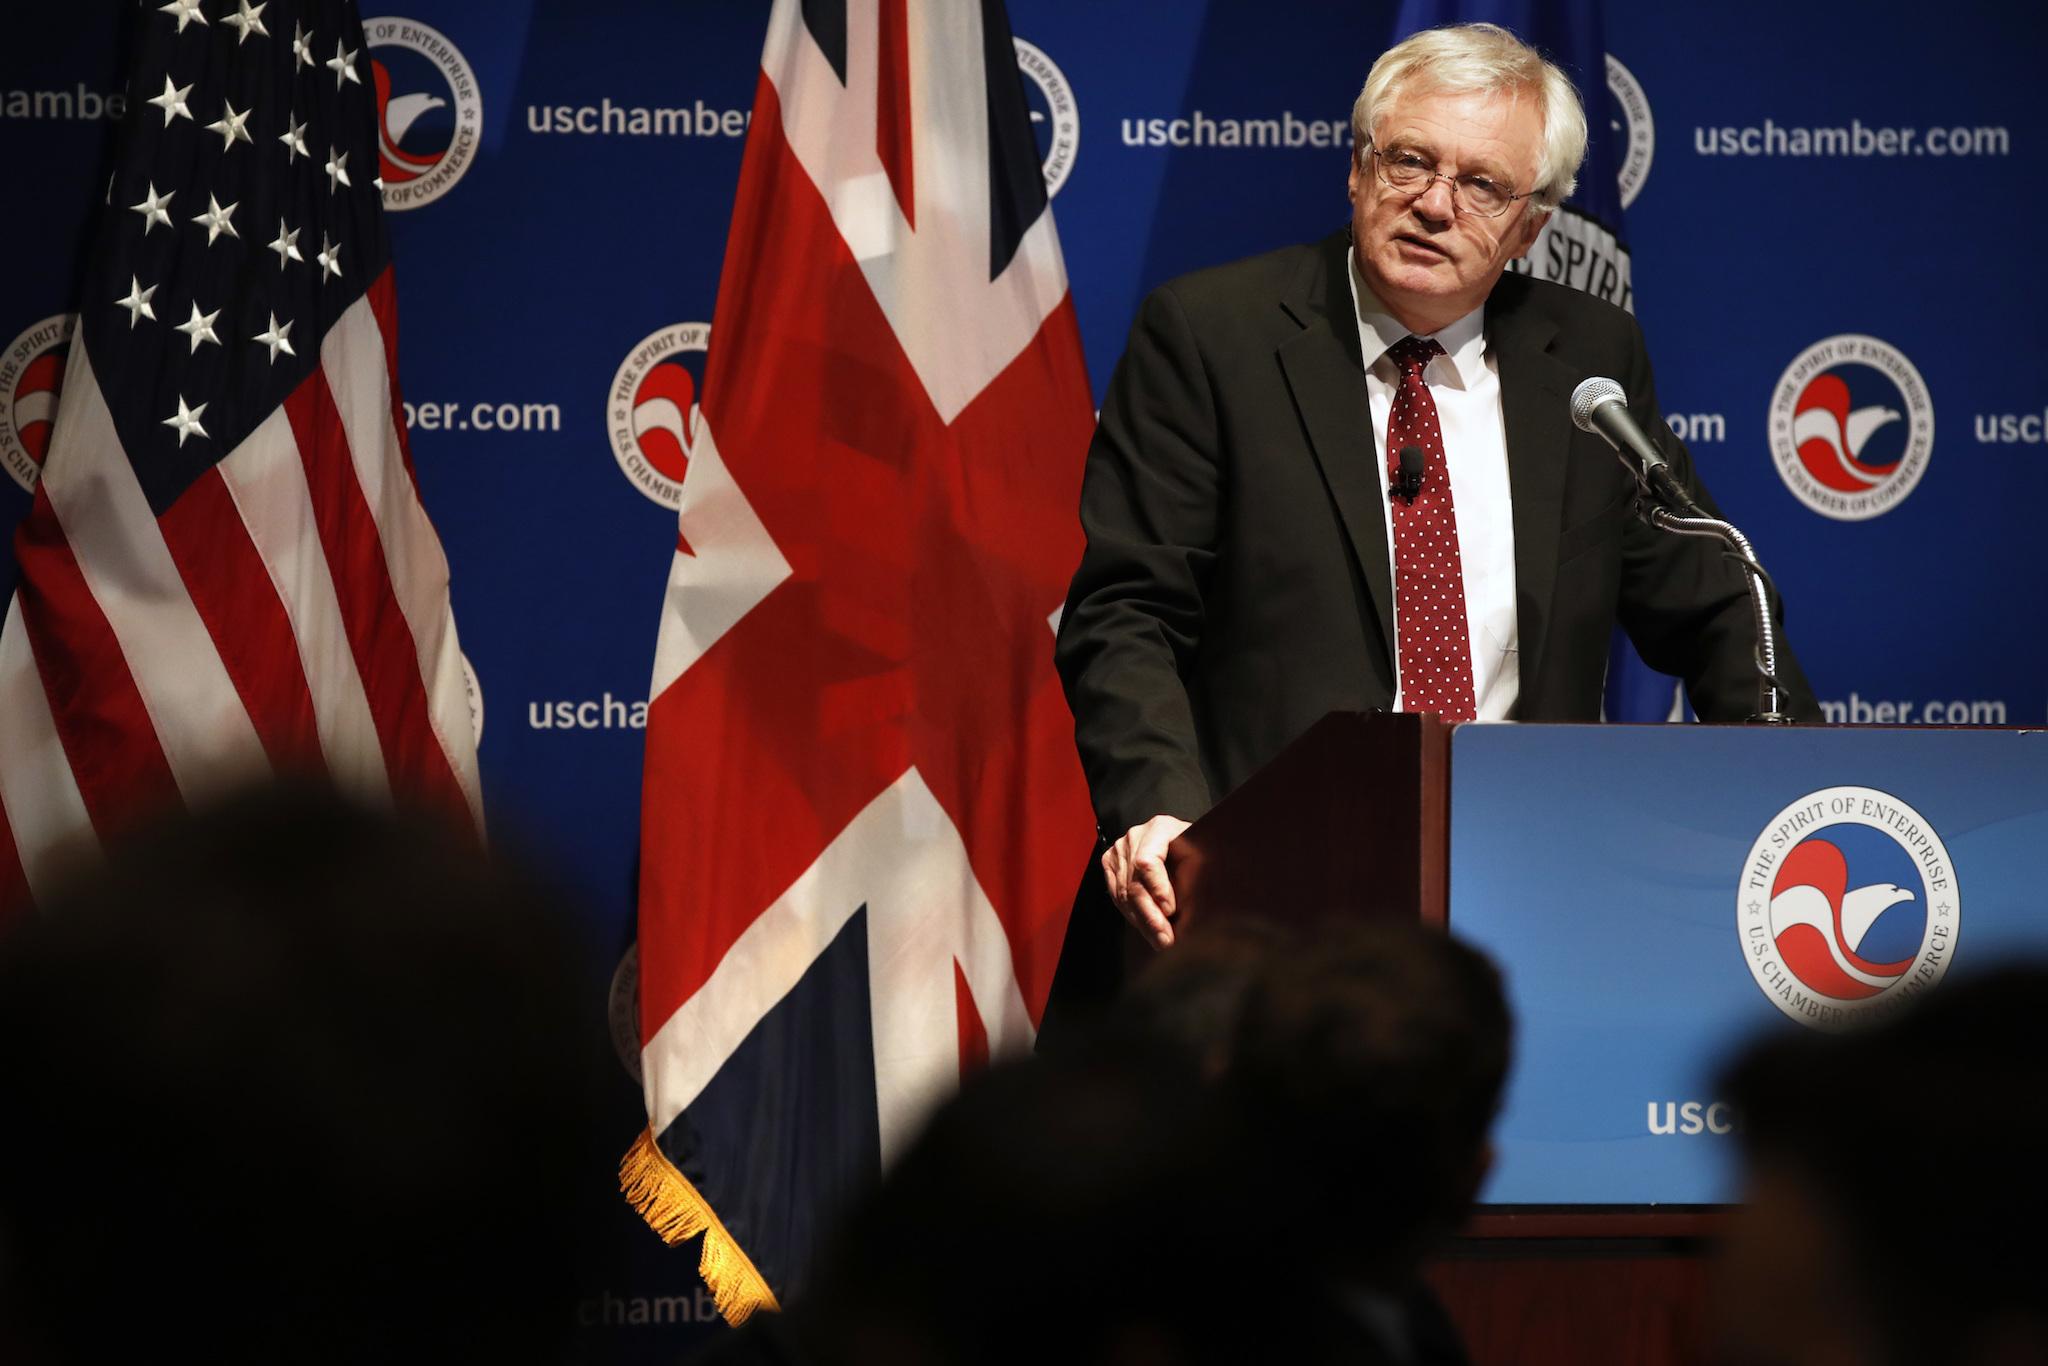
[1568,377,1795,724]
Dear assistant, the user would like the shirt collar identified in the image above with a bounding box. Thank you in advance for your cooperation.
[1346,247,1489,388]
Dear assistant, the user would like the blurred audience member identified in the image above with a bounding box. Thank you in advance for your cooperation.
[1715,967,2048,1366]
[1098,916,1294,1078]
[782,1046,1378,1366]
[1225,920,1509,1366]
[0,783,607,1365]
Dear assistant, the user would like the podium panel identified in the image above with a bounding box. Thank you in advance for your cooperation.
[1448,722,2048,1206]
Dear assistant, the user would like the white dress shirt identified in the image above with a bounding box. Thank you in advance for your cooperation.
[1346,253,1519,721]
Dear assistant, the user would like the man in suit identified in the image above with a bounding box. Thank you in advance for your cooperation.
[1049,23,1817,998]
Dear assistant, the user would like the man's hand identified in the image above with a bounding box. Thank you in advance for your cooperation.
[1101,815,1193,949]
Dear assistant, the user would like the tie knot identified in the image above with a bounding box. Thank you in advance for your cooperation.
[1388,335,1444,377]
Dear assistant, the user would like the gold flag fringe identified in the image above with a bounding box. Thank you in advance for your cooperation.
[620,1127,781,1326]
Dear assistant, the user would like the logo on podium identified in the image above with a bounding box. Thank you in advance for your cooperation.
[1738,786,1957,1026]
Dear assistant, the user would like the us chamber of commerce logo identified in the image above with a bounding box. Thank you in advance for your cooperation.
[1737,786,1957,1027]
[1605,54,1653,208]
[609,323,709,509]
[1769,335,1934,521]
[0,313,73,493]
[1014,37,1078,197]
[364,16,482,210]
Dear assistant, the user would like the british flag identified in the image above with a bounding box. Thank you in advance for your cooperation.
[622,0,1096,1323]
[0,0,480,914]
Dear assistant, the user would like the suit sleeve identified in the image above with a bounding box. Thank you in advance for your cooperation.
[1611,314,1822,721]
[1054,283,1222,836]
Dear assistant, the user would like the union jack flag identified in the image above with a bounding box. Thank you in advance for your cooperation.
[622,0,1095,1323]
[0,0,481,914]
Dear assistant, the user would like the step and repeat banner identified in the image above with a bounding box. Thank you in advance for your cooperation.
[4,1,2041,1356]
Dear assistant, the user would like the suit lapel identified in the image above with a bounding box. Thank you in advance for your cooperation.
[1486,276,1577,700]
[1278,233,1395,672]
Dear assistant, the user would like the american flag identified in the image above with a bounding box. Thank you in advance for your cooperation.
[621,0,1096,1324]
[0,0,481,914]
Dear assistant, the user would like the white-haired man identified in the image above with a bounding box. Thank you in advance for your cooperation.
[1047,23,1816,1013]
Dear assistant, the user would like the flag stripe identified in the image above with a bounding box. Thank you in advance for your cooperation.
[365,270,423,490]
[216,405,394,800]
[36,342,271,799]
[0,593,100,901]
[875,0,915,228]
[157,466,327,774]
[0,781,26,922]
[325,296,480,822]
[282,357,463,815]
[10,503,178,839]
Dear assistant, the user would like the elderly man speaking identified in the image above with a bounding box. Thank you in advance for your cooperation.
[1049,23,1817,996]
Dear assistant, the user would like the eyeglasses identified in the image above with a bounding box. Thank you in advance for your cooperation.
[1365,140,1533,219]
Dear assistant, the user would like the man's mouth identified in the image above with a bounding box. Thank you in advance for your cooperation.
[1392,233,1450,261]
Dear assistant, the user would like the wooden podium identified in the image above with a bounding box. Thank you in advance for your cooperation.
[1166,709,1451,932]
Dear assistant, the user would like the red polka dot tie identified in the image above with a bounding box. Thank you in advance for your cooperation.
[1385,335,1476,724]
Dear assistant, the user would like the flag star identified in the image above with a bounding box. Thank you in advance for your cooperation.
[130,181,176,233]
[115,276,158,329]
[158,0,209,33]
[327,39,361,90]
[268,217,303,268]
[162,397,209,447]
[252,312,295,363]
[192,193,240,245]
[174,301,222,353]
[292,20,314,69]
[147,75,194,126]
[221,0,267,42]
[324,146,351,192]
[205,100,254,150]
[279,114,309,161]
[315,233,343,281]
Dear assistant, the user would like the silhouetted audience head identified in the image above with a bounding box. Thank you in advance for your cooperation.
[787,1049,1356,1366]
[0,783,605,1366]
[1226,920,1512,1284]
[1106,916,1295,1077]
[1714,966,2048,1366]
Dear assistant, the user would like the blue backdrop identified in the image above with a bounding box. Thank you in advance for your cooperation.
[5,1,2041,1355]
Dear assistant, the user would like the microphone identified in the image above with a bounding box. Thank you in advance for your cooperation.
[1392,445,1424,505]
[1569,377,1695,511]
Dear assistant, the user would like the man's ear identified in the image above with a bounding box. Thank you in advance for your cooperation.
[1347,155,1361,201]
[1511,208,1551,259]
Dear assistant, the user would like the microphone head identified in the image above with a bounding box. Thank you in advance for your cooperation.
[1570,376,1627,433]
[1398,444,1424,475]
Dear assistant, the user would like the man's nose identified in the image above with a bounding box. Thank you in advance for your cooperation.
[1411,174,1457,225]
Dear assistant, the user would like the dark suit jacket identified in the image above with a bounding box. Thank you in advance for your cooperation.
[1040,231,1817,1035]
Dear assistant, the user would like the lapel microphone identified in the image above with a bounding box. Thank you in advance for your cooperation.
[1392,445,1425,504]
